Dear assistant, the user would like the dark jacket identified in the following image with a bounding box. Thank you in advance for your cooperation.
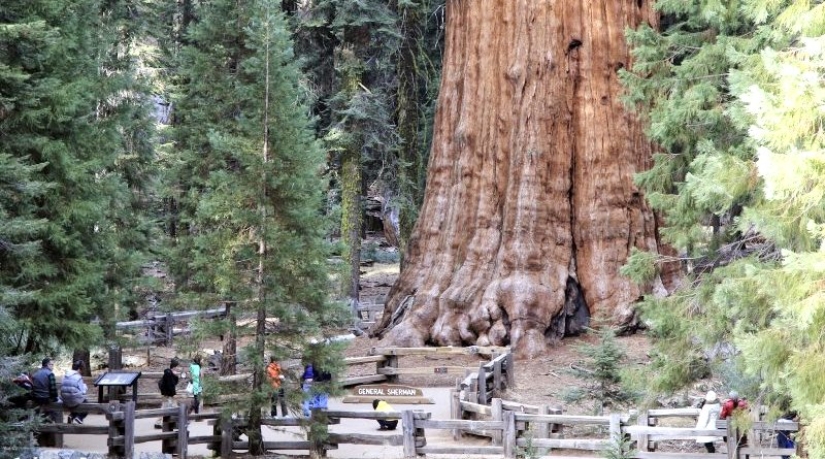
[31,367,58,402]
[159,368,179,396]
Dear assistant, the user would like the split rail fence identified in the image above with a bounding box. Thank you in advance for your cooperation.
[25,401,797,459]
[25,344,797,459]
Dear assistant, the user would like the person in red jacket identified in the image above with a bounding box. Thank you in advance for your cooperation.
[721,391,749,449]
[720,391,748,419]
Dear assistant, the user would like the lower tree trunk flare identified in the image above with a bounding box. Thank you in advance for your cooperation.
[371,0,676,358]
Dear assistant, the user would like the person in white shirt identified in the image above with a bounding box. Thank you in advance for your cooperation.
[695,390,722,453]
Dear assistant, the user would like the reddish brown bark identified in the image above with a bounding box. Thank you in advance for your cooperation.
[372,0,670,357]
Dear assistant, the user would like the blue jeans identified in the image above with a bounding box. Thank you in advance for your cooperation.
[302,382,328,416]
[777,431,794,459]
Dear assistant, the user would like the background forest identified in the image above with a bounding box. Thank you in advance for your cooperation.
[1,0,824,457]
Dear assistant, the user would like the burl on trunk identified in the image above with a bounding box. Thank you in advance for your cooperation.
[373,0,673,357]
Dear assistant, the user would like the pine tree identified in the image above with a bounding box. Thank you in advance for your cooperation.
[623,1,825,454]
[561,328,640,415]
[169,0,347,453]
[0,0,155,354]
[302,0,400,306]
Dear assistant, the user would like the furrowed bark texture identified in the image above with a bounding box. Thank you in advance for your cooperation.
[373,0,668,357]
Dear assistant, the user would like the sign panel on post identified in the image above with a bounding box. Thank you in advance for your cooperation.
[354,384,423,397]
[343,384,434,404]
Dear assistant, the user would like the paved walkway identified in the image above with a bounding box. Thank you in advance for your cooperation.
[52,387,456,458]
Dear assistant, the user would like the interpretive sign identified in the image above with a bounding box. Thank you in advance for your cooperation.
[94,371,141,402]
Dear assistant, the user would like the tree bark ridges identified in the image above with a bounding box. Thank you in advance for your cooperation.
[373,0,667,357]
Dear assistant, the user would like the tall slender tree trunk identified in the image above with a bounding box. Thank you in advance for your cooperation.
[394,0,425,256]
[248,8,273,454]
[339,49,363,304]
[373,0,671,357]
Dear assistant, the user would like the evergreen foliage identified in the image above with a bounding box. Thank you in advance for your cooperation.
[561,328,640,415]
[0,0,156,354]
[393,0,445,250]
[167,0,347,452]
[623,1,825,453]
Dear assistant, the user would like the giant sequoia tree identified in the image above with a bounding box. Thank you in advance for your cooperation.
[373,0,674,357]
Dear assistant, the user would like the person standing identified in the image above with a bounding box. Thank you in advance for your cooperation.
[31,358,59,422]
[189,356,203,414]
[695,390,722,453]
[372,399,398,430]
[159,358,181,408]
[721,390,749,447]
[266,356,286,417]
[60,360,88,424]
[312,366,331,411]
[777,410,797,459]
[301,363,315,416]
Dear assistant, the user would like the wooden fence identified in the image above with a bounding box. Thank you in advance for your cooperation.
[115,305,229,346]
[23,399,797,459]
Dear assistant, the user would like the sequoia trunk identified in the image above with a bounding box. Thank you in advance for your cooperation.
[372,0,670,357]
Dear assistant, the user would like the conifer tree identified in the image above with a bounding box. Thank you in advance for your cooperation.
[297,0,398,304]
[170,0,346,453]
[623,1,825,453]
[393,0,444,253]
[0,0,155,354]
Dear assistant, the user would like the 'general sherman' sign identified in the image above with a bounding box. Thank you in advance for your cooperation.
[353,384,423,397]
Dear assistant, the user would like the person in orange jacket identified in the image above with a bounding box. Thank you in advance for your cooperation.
[266,356,287,417]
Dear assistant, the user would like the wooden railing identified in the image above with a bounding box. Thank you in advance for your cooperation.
[21,400,798,459]
[115,305,229,346]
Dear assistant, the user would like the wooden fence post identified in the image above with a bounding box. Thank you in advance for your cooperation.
[386,354,399,383]
[107,401,122,457]
[220,417,233,459]
[491,398,503,445]
[637,410,650,452]
[503,410,516,459]
[402,410,416,459]
[535,404,549,456]
[609,413,621,446]
[178,403,189,459]
[477,364,488,405]
[450,387,461,440]
[124,401,136,459]
[493,356,503,395]
[504,351,515,389]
